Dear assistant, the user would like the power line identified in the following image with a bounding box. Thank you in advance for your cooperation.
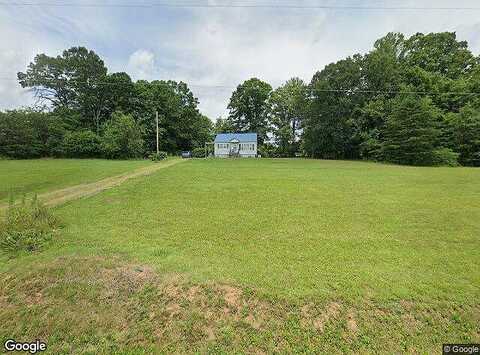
[0,1,480,10]
[2,76,480,96]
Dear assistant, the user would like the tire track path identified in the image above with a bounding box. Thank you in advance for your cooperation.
[0,159,186,212]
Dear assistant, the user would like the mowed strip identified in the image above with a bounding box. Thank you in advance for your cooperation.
[0,159,185,211]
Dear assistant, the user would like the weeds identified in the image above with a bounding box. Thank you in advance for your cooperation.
[0,195,60,253]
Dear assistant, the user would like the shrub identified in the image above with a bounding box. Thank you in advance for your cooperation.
[101,112,144,159]
[191,147,206,158]
[257,146,268,158]
[258,144,277,158]
[0,196,60,253]
[149,151,168,162]
[432,148,460,166]
[63,130,101,158]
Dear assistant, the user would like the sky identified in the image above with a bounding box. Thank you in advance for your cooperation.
[1,0,480,120]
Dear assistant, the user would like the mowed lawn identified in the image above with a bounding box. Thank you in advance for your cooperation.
[0,159,151,202]
[1,159,479,353]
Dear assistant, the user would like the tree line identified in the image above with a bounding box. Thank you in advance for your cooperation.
[222,32,480,166]
[1,32,479,166]
[0,47,212,159]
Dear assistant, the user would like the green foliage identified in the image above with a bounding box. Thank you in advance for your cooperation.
[0,110,42,159]
[9,35,480,166]
[257,143,278,158]
[431,148,460,166]
[214,117,234,134]
[402,32,478,79]
[63,130,101,158]
[381,94,441,166]
[269,78,307,157]
[191,147,206,158]
[227,78,272,144]
[17,47,109,132]
[304,55,364,159]
[300,31,479,165]
[0,196,60,253]
[149,151,168,161]
[16,47,213,156]
[450,105,480,166]
[0,110,67,159]
[133,80,213,153]
[101,112,144,159]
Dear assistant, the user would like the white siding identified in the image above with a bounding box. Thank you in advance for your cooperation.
[214,143,230,158]
[214,141,257,158]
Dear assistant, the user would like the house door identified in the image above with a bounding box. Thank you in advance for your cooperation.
[230,143,239,155]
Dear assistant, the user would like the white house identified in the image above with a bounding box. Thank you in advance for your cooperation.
[214,133,258,158]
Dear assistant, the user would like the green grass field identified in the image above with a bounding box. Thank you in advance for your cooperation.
[1,158,479,353]
[0,159,150,202]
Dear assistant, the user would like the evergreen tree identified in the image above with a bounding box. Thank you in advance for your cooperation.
[382,93,441,166]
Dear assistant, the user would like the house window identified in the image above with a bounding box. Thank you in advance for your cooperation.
[237,143,255,151]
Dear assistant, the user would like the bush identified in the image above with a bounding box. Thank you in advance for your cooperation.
[432,148,460,166]
[258,144,277,158]
[101,112,144,159]
[149,151,168,162]
[63,130,101,158]
[0,196,60,253]
[257,146,268,158]
[191,147,206,158]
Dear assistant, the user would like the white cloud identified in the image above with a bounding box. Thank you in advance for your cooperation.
[1,0,480,120]
[127,49,155,80]
[0,50,33,109]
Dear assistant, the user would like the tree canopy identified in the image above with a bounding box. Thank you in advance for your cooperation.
[227,78,272,144]
[4,32,480,166]
[12,46,213,158]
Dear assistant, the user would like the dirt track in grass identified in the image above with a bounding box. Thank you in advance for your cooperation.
[0,159,185,212]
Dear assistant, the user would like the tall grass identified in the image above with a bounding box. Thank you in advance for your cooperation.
[0,195,60,253]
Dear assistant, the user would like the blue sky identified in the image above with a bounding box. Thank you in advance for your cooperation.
[1,0,480,119]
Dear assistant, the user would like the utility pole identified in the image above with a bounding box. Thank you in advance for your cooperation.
[156,110,159,154]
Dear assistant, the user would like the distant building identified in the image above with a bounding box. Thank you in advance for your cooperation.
[214,133,257,158]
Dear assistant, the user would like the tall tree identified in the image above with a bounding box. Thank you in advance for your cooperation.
[132,80,212,153]
[102,72,135,117]
[268,78,307,156]
[101,112,144,159]
[227,78,272,144]
[381,92,441,166]
[402,32,478,79]
[363,32,404,94]
[304,55,364,159]
[18,47,109,133]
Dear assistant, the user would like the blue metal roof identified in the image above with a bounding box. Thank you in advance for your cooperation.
[214,133,257,143]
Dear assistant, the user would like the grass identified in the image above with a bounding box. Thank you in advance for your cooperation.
[1,158,479,353]
[0,158,150,202]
